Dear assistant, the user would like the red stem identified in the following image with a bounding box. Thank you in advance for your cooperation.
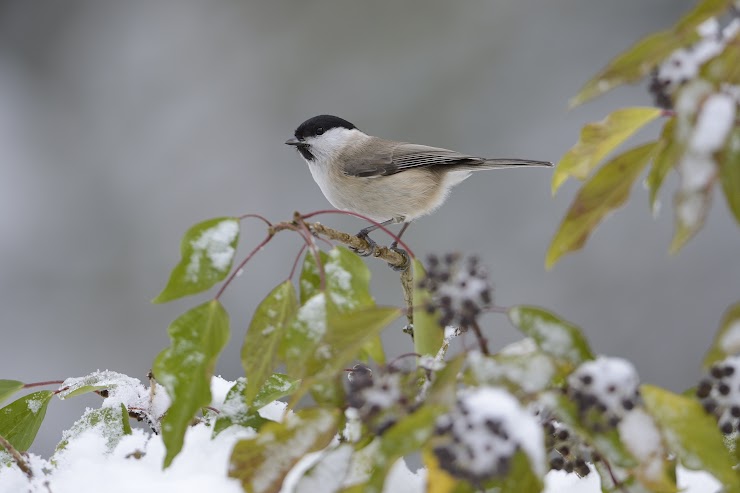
[214,233,275,300]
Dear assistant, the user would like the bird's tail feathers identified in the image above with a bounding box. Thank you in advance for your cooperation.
[480,158,553,169]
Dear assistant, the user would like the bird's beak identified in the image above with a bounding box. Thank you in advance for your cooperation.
[285,137,302,146]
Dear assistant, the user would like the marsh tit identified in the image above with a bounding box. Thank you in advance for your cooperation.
[286,114,551,260]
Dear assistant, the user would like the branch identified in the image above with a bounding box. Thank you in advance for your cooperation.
[0,434,32,479]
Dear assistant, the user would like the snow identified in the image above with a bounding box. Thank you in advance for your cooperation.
[618,409,665,484]
[185,219,238,281]
[25,397,44,414]
[689,93,736,155]
[568,356,639,417]
[720,321,740,354]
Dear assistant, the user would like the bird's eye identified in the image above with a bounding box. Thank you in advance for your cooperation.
[316,127,324,135]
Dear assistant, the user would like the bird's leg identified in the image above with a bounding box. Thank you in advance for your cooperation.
[388,222,411,271]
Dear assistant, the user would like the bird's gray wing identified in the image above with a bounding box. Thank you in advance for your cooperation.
[342,141,484,178]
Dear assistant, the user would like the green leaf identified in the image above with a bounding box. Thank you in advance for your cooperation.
[364,405,443,493]
[571,0,734,106]
[720,127,740,226]
[508,306,594,366]
[465,349,559,394]
[290,306,401,406]
[153,300,230,467]
[703,301,740,369]
[299,250,328,305]
[647,118,682,212]
[412,259,444,357]
[0,391,53,451]
[641,384,740,491]
[229,408,339,493]
[153,217,240,303]
[253,373,300,409]
[552,108,661,193]
[324,246,375,312]
[0,381,24,406]
[547,142,658,268]
[484,449,544,493]
[242,281,298,406]
[212,379,268,436]
[55,404,132,454]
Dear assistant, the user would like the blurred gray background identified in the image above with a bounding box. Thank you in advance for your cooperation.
[1,0,737,456]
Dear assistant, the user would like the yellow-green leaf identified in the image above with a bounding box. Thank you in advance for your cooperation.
[242,281,298,406]
[571,0,734,106]
[553,107,662,193]
[719,127,740,226]
[548,142,658,268]
[153,217,240,303]
[229,408,339,493]
[153,300,230,467]
[703,301,740,369]
[647,118,682,212]
[641,384,740,492]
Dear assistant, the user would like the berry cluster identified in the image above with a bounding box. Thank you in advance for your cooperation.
[419,254,492,330]
[566,357,640,432]
[432,388,538,484]
[543,420,592,477]
[649,16,739,109]
[696,356,740,435]
[345,364,420,435]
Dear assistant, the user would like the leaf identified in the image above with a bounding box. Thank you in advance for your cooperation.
[719,127,740,226]
[242,281,298,406]
[508,306,594,366]
[0,391,53,451]
[412,259,444,357]
[364,405,442,493]
[483,450,544,493]
[324,246,375,312]
[290,306,401,406]
[299,250,328,305]
[703,301,740,369]
[647,118,682,212]
[253,373,300,409]
[571,0,734,106]
[153,300,230,467]
[423,448,463,493]
[641,384,740,491]
[212,379,268,436]
[294,443,354,493]
[153,217,240,303]
[547,142,658,268]
[669,184,713,254]
[229,408,339,493]
[0,381,24,406]
[552,108,661,193]
[56,370,142,400]
[55,404,132,454]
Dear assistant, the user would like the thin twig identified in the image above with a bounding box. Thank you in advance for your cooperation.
[23,380,64,389]
[470,320,490,355]
[214,232,274,300]
[0,434,32,479]
[288,243,308,281]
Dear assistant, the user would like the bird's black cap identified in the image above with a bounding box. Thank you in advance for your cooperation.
[293,115,357,141]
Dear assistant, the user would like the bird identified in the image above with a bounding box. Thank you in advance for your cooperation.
[286,114,551,268]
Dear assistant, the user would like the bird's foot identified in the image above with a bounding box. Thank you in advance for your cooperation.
[387,243,410,272]
[352,232,377,257]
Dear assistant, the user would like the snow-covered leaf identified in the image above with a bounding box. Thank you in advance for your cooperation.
[412,259,444,357]
[641,384,740,491]
[703,301,740,369]
[55,404,132,454]
[552,108,661,193]
[570,0,734,106]
[0,390,53,451]
[670,184,713,254]
[294,443,353,493]
[153,300,230,467]
[508,306,594,367]
[548,142,658,268]
[0,380,24,406]
[213,379,267,436]
[229,408,339,493]
[242,281,298,406]
[153,217,239,303]
[253,373,300,410]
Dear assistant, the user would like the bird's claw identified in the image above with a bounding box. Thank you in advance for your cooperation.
[352,233,377,257]
[388,244,410,272]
